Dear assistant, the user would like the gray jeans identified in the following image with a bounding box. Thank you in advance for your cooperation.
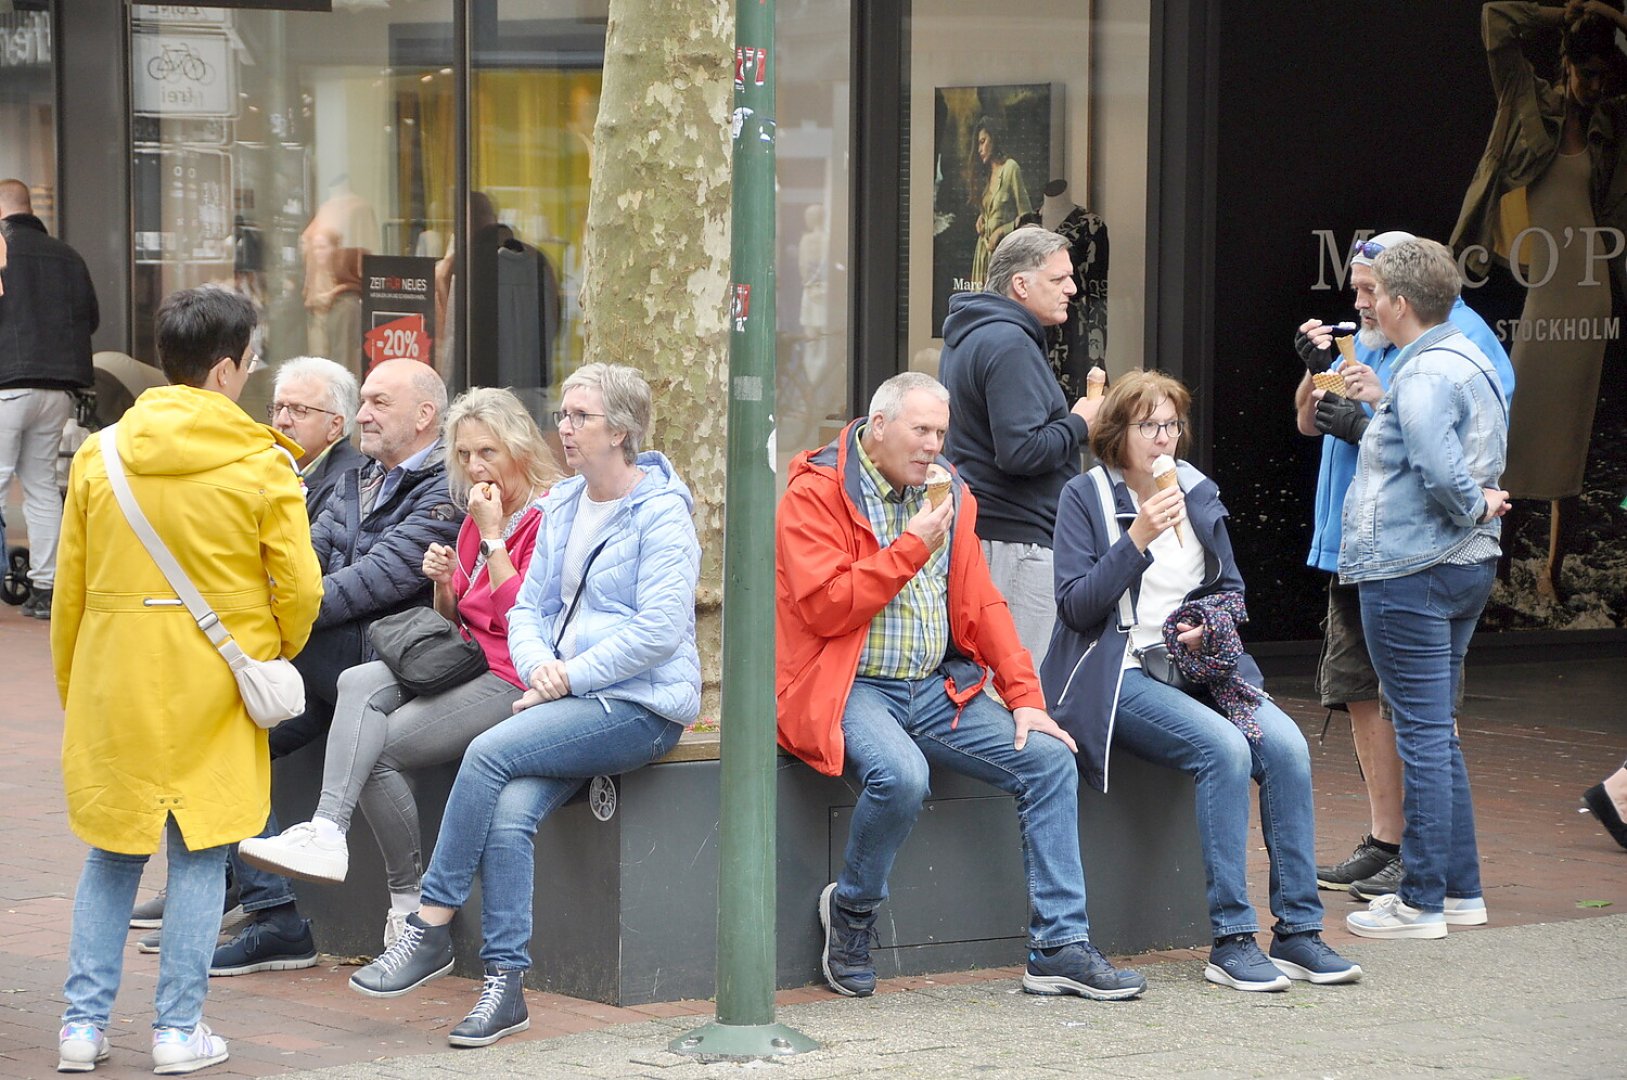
[317,660,522,893]
[979,539,1056,670]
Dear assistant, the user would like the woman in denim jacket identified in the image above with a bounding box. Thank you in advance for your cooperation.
[1333,239,1510,940]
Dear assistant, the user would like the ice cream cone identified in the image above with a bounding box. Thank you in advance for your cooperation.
[1085,366,1107,400]
[1152,454,1183,546]
[1335,335,1357,365]
[1312,370,1350,397]
[925,464,952,509]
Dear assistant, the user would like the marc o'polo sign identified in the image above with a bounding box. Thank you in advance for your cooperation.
[362,255,437,371]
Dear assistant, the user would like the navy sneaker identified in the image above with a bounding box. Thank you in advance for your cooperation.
[1023,941,1147,1000]
[1204,934,1290,992]
[1269,931,1362,985]
[349,913,454,998]
[817,883,878,997]
[448,965,530,1048]
[209,917,317,976]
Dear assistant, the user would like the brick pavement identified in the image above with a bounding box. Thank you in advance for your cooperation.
[2,602,1624,1078]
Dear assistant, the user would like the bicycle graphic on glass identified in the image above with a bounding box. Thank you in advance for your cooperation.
[146,42,215,86]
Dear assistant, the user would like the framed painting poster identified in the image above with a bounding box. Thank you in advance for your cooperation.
[930,82,1064,333]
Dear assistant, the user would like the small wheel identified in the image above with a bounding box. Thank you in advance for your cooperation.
[2,547,31,605]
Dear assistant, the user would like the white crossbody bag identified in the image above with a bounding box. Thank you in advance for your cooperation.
[100,426,305,728]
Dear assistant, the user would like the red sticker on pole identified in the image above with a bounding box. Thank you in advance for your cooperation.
[363,313,432,370]
[731,283,752,331]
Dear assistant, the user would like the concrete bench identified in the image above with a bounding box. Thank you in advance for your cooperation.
[273,727,1207,1006]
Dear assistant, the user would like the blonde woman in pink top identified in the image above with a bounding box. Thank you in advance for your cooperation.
[239,387,559,949]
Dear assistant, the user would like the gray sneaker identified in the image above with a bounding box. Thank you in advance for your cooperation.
[137,903,250,953]
[1316,836,1400,890]
[448,965,530,1048]
[1350,857,1405,901]
[349,913,454,997]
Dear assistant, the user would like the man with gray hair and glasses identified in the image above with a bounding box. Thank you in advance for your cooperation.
[939,225,1099,668]
[267,355,364,517]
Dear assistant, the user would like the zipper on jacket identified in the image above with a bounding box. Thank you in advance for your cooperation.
[1055,636,1100,705]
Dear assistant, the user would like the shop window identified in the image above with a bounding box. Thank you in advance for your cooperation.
[0,7,55,232]
[904,0,1149,395]
[465,1,608,420]
[130,1,456,414]
[775,0,853,476]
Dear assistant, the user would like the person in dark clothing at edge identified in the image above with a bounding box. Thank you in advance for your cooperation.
[0,178,99,620]
[939,225,1101,669]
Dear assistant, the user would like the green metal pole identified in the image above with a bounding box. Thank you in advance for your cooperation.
[671,0,814,1061]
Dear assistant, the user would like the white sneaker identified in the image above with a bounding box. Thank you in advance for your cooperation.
[1443,895,1488,926]
[151,1022,228,1075]
[237,822,349,884]
[383,909,411,952]
[56,1021,109,1072]
[1346,893,1448,939]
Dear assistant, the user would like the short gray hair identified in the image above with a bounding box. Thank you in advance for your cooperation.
[273,355,359,435]
[1370,238,1461,325]
[561,362,652,465]
[868,371,949,421]
[985,226,1068,296]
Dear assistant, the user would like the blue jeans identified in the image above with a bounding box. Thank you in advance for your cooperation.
[230,809,297,914]
[1359,560,1494,913]
[836,676,1090,948]
[419,694,683,970]
[1114,669,1323,938]
[64,817,227,1030]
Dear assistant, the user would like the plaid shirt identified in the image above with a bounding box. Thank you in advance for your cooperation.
[853,431,950,680]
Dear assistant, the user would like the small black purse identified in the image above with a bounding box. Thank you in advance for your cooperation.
[369,607,488,695]
[1131,642,1195,693]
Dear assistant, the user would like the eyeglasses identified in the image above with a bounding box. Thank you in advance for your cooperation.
[267,401,339,421]
[242,353,265,375]
[1134,419,1186,440]
[552,410,607,430]
[1349,239,1388,262]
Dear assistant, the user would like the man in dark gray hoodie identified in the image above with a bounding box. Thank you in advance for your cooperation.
[939,226,1097,667]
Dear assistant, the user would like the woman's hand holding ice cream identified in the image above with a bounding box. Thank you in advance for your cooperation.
[1128,467,1186,552]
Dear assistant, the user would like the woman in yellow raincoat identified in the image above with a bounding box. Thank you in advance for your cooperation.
[51,287,321,1074]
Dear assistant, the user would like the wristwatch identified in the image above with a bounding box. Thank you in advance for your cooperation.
[479,537,506,560]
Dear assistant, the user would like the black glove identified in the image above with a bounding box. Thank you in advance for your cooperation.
[1313,393,1369,445]
[1294,328,1335,375]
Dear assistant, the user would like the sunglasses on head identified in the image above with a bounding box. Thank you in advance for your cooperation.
[1349,239,1387,261]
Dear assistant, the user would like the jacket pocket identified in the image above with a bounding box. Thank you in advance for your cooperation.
[1054,636,1100,705]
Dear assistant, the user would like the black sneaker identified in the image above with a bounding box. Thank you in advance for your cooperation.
[1316,836,1399,890]
[209,917,318,976]
[448,965,531,1048]
[349,913,454,998]
[817,883,878,997]
[1349,856,1405,900]
[22,586,51,620]
[1023,941,1147,1000]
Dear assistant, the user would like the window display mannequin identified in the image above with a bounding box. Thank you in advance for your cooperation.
[1020,179,1108,402]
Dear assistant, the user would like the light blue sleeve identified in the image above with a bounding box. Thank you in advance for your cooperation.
[562,496,700,694]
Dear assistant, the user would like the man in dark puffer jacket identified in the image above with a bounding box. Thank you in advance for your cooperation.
[209,358,459,978]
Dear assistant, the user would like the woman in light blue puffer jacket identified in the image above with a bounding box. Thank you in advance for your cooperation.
[348,363,700,1048]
